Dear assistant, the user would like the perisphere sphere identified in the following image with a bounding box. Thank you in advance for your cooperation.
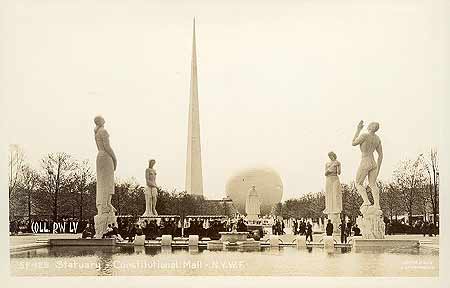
[225,167,283,214]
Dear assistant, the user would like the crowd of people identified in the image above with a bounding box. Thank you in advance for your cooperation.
[94,216,257,242]
[11,214,439,244]
[384,219,438,236]
[271,219,285,235]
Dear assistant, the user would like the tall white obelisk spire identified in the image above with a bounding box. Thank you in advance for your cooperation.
[185,18,204,196]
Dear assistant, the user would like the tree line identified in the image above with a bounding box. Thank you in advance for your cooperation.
[8,146,235,223]
[9,145,438,225]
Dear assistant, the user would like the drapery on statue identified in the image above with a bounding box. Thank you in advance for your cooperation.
[323,151,342,215]
[352,120,383,215]
[142,159,158,216]
[94,116,117,214]
[93,115,118,239]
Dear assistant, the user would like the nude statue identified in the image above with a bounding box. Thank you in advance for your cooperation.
[352,120,383,214]
[94,116,117,214]
[143,159,158,216]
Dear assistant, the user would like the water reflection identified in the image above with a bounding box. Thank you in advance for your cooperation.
[49,246,115,257]
[161,246,172,254]
[189,246,200,254]
[10,245,438,277]
[96,251,113,276]
[145,246,160,256]
[134,246,145,255]
[340,247,351,254]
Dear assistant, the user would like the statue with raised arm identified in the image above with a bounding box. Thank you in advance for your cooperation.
[94,115,118,238]
[323,151,342,231]
[142,159,158,217]
[352,120,383,214]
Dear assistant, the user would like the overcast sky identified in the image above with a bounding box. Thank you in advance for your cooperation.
[1,0,445,201]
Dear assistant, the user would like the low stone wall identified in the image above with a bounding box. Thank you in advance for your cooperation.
[49,238,116,246]
[353,239,419,248]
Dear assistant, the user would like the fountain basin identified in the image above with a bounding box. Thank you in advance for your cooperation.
[219,232,249,243]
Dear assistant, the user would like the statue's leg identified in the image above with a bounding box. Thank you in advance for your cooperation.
[356,166,370,208]
[368,168,380,209]
[108,194,116,213]
[144,194,149,215]
[152,188,158,215]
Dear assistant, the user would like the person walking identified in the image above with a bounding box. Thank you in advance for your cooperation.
[346,221,353,237]
[326,219,334,236]
[353,224,361,236]
[305,221,313,242]
[339,219,347,243]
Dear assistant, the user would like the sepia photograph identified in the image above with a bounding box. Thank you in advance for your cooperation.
[1,0,448,287]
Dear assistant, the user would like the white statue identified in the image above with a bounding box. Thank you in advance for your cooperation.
[324,151,342,214]
[142,159,158,216]
[323,151,342,230]
[93,116,118,238]
[352,120,383,214]
[353,120,385,239]
[245,185,260,221]
[94,116,117,214]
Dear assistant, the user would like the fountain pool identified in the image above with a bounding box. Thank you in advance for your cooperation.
[10,245,438,277]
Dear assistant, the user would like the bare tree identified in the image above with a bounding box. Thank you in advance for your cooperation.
[8,145,25,198]
[72,160,94,220]
[380,182,404,221]
[342,182,362,222]
[40,153,77,222]
[393,158,427,225]
[419,149,439,224]
[21,165,40,221]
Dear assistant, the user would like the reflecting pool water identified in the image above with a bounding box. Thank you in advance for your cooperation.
[10,246,438,277]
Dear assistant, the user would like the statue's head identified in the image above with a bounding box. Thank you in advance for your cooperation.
[94,115,105,126]
[328,151,337,161]
[149,159,156,168]
[368,122,380,133]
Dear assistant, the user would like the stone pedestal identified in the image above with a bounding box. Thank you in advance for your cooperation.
[356,207,385,239]
[161,235,173,246]
[189,235,199,246]
[296,235,307,248]
[94,212,117,239]
[269,235,280,247]
[323,235,335,249]
[134,235,145,246]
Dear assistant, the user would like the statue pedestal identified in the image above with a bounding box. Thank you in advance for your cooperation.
[356,207,385,239]
[94,212,117,239]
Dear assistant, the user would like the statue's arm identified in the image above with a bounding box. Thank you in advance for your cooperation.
[102,131,117,170]
[352,132,367,146]
[352,121,365,146]
[145,169,151,187]
[337,161,341,175]
[376,141,383,176]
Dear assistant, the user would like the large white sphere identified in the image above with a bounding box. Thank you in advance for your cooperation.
[225,167,283,214]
